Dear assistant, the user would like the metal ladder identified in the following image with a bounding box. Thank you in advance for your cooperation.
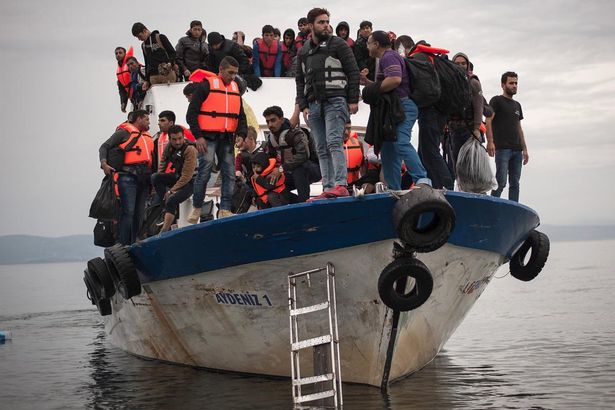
[288,263,343,408]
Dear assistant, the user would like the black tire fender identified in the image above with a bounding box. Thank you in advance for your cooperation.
[104,244,141,299]
[392,186,455,253]
[378,257,434,311]
[87,257,115,299]
[83,269,112,316]
[510,230,550,282]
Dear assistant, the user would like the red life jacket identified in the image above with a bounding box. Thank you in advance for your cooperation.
[344,133,363,184]
[251,158,286,206]
[157,125,196,164]
[256,38,279,77]
[194,70,241,133]
[118,122,154,167]
[116,46,134,95]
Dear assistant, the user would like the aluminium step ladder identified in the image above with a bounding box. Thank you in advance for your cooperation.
[288,263,343,408]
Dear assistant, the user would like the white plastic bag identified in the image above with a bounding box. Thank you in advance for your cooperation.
[456,137,496,193]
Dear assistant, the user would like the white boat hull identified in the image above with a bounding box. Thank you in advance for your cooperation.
[105,240,502,386]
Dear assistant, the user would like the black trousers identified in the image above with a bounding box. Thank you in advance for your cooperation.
[151,172,194,214]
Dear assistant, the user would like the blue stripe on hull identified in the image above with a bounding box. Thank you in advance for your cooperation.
[131,192,539,283]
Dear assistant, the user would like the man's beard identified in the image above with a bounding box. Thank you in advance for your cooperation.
[314,31,330,42]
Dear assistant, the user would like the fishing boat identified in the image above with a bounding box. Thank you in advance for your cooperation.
[83,78,550,388]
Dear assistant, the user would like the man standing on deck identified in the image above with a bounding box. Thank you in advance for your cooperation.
[295,7,360,199]
[186,56,247,221]
[486,71,528,202]
[99,110,154,245]
[115,46,132,113]
[360,30,430,190]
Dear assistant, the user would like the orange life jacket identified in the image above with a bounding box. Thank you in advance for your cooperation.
[344,133,363,184]
[116,46,134,94]
[256,38,279,76]
[409,44,449,64]
[118,122,154,167]
[251,158,286,205]
[196,71,241,133]
[157,125,196,164]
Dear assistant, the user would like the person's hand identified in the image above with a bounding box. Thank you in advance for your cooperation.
[183,69,191,79]
[101,161,115,176]
[348,103,358,114]
[164,190,173,201]
[359,68,372,86]
[289,111,300,128]
[142,81,150,91]
[523,149,529,165]
[268,167,281,183]
[235,170,245,182]
[196,137,208,154]
[121,102,127,113]
[486,141,495,157]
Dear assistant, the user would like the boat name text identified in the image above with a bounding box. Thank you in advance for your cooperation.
[215,291,273,307]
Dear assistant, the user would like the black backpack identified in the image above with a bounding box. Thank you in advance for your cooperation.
[231,180,253,214]
[405,57,441,108]
[432,55,471,116]
[93,219,116,247]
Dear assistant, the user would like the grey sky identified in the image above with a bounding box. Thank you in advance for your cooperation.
[1,0,614,236]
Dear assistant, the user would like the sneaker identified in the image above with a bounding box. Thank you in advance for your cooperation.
[217,209,234,219]
[324,185,349,197]
[187,207,201,224]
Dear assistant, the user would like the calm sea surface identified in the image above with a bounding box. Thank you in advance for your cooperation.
[1,240,614,409]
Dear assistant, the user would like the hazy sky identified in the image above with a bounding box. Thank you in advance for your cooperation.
[1,0,614,237]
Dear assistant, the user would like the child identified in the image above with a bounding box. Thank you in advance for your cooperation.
[250,152,294,209]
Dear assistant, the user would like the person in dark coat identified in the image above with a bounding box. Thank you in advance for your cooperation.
[175,20,210,79]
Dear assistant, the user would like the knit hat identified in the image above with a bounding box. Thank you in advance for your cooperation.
[251,152,270,169]
[207,32,224,46]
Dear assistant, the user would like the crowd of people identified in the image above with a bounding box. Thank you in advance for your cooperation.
[104,7,528,245]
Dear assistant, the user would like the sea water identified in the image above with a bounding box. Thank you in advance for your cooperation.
[0,240,614,409]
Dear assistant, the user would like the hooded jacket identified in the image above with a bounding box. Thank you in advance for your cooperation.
[448,52,484,132]
[175,32,210,73]
[141,30,176,80]
[335,21,354,48]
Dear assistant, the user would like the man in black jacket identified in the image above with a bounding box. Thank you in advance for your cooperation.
[262,106,321,202]
[354,20,375,81]
[296,7,359,199]
[131,22,177,89]
[208,32,262,91]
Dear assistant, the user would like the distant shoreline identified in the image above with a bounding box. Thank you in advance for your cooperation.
[1,226,614,265]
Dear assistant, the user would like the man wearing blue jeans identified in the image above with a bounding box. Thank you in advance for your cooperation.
[99,110,154,245]
[486,71,528,202]
[361,30,430,190]
[186,56,247,221]
[295,7,360,199]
